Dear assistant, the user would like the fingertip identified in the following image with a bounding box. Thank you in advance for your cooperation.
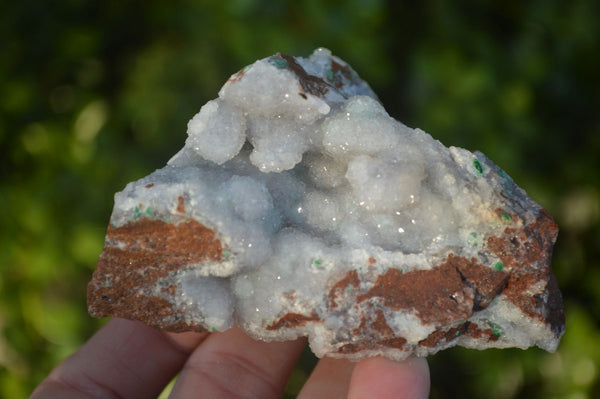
[168,326,307,399]
[348,356,430,399]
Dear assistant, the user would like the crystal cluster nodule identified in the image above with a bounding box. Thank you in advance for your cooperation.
[88,48,565,360]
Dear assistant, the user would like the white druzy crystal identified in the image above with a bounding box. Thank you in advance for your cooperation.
[186,99,246,165]
[89,48,564,361]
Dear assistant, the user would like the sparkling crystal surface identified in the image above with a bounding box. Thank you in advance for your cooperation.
[88,49,564,360]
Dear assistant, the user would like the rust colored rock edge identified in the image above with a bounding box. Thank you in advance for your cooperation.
[87,195,226,332]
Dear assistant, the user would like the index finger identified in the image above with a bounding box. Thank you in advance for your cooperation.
[30,318,207,399]
[348,356,430,399]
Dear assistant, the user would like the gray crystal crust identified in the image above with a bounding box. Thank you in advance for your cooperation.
[88,48,564,361]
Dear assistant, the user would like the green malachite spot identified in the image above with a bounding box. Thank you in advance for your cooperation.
[133,204,154,219]
[455,330,462,337]
[269,58,288,69]
[313,258,323,267]
[473,158,484,175]
[210,326,217,332]
[223,250,231,259]
[501,211,513,222]
[493,262,504,271]
[468,232,478,247]
[497,168,515,198]
[326,68,334,82]
[487,321,503,338]
[497,168,513,184]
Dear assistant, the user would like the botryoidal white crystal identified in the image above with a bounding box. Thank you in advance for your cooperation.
[88,48,564,361]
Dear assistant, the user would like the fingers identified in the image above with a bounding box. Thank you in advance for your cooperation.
[297,357,355,399]
[32,318,430,399]
[348,356,430,399]
[298,355,430,399]
[30,318,207,399]
[168,326,306,399]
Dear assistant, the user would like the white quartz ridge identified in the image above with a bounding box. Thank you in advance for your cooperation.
[107,48,562,360]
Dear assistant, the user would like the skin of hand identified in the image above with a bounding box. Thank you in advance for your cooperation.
[30,318,430,399]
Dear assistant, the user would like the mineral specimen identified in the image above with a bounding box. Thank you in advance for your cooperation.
[88,48,565,361]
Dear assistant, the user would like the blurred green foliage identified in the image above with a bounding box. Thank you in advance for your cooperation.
[2,0,599,398]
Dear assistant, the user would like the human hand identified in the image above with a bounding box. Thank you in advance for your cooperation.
[31,318,430,399]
